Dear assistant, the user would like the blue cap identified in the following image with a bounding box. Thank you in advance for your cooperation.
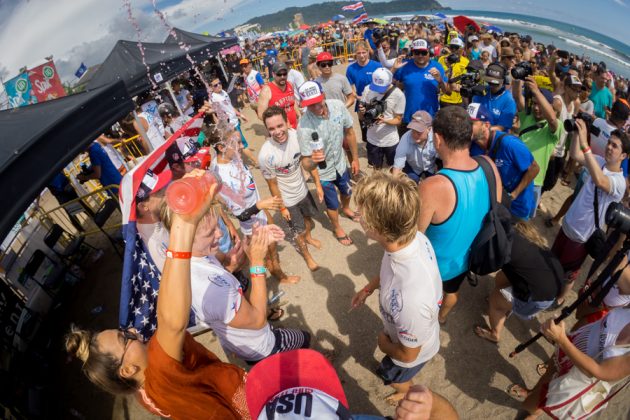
[467,103,491,122]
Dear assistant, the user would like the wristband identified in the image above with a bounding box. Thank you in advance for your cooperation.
[251,273,266,279]
[280,207,287,212]
[250,266,267,275]
[165,249,192,259]
[362,286,373,295]
[583,147,592,154]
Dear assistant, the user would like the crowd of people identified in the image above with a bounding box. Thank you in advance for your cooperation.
[62,15,630,420]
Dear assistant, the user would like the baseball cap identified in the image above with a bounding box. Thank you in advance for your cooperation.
[246,349,350,420]
[449,37,464,48]
[538,88,554,105]
[485,63,506,85]
[316,51,334,63]
[369,68,393,94]
[239,58,250,65]
[407,110,432,133]
[272,61,288,74]
[136,169,172,201]
[411,39,429,51]
[165,137,199,166]
[467,103,492,122]
[298,81,325,106]
[183,147,212,170]
[468,35,479,42]
[567,74,583,88]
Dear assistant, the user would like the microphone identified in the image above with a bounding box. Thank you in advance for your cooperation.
[310,132,327,169]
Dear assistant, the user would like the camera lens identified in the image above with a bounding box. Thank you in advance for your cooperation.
[563,119,577,133]
[606,202,630,234]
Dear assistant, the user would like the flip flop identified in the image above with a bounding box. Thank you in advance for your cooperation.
[506,383,528,402]
[474,325,499,344]
[335,234,354,246]
[267,307,284,321]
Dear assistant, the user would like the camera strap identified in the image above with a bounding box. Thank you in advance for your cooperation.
[379,85,396,103]
[490,132,509,159]
[593,186,600,229]
[518,122,544,137]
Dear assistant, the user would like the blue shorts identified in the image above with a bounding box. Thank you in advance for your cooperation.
[500,287,554,320]
[236,123,249,149]
[376,355,426,385]
[320,170,352,210]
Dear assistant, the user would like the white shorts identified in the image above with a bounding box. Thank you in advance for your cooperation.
[239,211,268,236]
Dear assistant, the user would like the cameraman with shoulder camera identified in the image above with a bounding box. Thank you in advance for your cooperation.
[472,63,517,132]
[590,100,630,160]
[359,68,406,170]
[437,37,470,108]
[512,77,562,217]
[551,120,630,307]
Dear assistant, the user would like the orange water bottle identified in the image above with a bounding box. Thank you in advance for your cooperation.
[165,172,222,215]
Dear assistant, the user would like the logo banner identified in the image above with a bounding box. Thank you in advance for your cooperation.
[28,60,66,102]
[3,73,37,108]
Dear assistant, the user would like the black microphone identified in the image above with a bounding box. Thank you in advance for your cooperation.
[311,132,327,169]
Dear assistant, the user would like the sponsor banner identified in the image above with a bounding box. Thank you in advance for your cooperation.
[3,73,37,108]
[28,60,66,102]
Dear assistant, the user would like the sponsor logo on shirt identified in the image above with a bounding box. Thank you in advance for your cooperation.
[398,329,418,343]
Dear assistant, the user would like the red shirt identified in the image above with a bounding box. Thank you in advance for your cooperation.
[268,81,298,128]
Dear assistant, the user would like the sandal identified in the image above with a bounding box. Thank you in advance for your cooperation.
[335,234,354,246]
[506,383,529,402]
[536,363,548,377]
[267,307,284,321]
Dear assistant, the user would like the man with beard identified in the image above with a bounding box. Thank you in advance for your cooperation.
[257,62,299,129]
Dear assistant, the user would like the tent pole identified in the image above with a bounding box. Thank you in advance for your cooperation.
[166,82,186,117]
[216,55,229,83]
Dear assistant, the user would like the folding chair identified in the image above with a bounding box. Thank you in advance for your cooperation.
[93,199,123,259]
[43,223,98,266]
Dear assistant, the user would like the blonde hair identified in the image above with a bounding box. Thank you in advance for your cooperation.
[354,40,370,53]
[354,172,419,245]
[65,324,140,395]
[514,221,548,249]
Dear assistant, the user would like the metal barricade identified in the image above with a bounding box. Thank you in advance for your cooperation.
[113,135,145,162]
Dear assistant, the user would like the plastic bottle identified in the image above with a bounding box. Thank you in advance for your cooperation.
[165,172,222,215]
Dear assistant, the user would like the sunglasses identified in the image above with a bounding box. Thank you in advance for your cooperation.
[413,50,429,56]
[117,328,138,370]
[275,71,288,77]
[318,61,333,68]
[211,83,221,87]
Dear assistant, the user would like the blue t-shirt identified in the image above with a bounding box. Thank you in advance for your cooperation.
[394,60,446,122]
[363,29,376,50]
[471,131,536,219]
[589,81,613,119]
[346,60,380,111]
[89,142,122,194]
[472,88,517,130]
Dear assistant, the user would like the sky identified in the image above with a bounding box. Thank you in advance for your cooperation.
[0,0,628,84]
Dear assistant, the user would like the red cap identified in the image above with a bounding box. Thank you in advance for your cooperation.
[183,147,212,170]
[316,51,334,63]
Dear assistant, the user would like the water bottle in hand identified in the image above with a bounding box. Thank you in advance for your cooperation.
[165,171,222,215]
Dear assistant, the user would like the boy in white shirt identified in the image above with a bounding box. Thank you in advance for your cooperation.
[350,172,443,404]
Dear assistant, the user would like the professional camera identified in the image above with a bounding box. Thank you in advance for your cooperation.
[372,28,387,43]
[606,202,630,234]
[446,52,460,65]
[563,111,601,136]
[451,64,486,99]
[361,99,386,127]
[511,61,533,80]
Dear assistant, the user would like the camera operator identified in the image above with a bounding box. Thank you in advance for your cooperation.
[512,77,562,217]
[469,103,539,220]
[437,38,469,108]
[590,100,630,160]
[472,63,517,131]
[551,121,629,307]
[358,68,406,170]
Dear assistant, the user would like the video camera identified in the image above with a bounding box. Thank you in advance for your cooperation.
[511,61,533,80]
[450,62,486,99]
[361,98,386,127]
[563,111,601,136]
[606,202,630,234]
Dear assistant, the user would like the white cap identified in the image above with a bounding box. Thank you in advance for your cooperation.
[450,37,464,47]
[411,39,429,50]
[468,35,479,42]
[298,81,325,106]
[369,68,393,93]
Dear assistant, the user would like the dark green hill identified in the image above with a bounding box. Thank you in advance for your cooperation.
[242,0,448,31]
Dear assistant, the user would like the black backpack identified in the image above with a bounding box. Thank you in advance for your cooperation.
[468,156,514,275]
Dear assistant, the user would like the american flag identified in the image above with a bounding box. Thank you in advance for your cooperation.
[118,113,204,341]
[342,1,364,11]
[352,12,369,25]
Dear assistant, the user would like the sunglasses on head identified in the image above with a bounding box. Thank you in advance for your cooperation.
[318,61,333,68]
[275,71,288,77]
[413,50,429,56]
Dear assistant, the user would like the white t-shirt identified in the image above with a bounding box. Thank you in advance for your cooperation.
[379,232,442,368]
[480,43,497,60]
[552,95,574,158]
[590,118,617,158]
[136,222,169,273]
[214,161,259,216]
[176,88,194,116]
[563,155,625,243]
[580,100,594,116]
[190,256,275,361]
[361,86,406,147]
[287,69,306,104]
[258,129,308,207]
[211,90,239,127]
[393,129,437,174]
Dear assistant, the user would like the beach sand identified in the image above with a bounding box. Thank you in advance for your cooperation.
[57,65,629,419]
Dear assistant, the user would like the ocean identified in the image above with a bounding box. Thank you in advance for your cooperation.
[377,9,630,77]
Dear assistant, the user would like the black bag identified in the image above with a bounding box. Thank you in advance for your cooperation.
[468,156,514,275]
[585,186,607,260]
